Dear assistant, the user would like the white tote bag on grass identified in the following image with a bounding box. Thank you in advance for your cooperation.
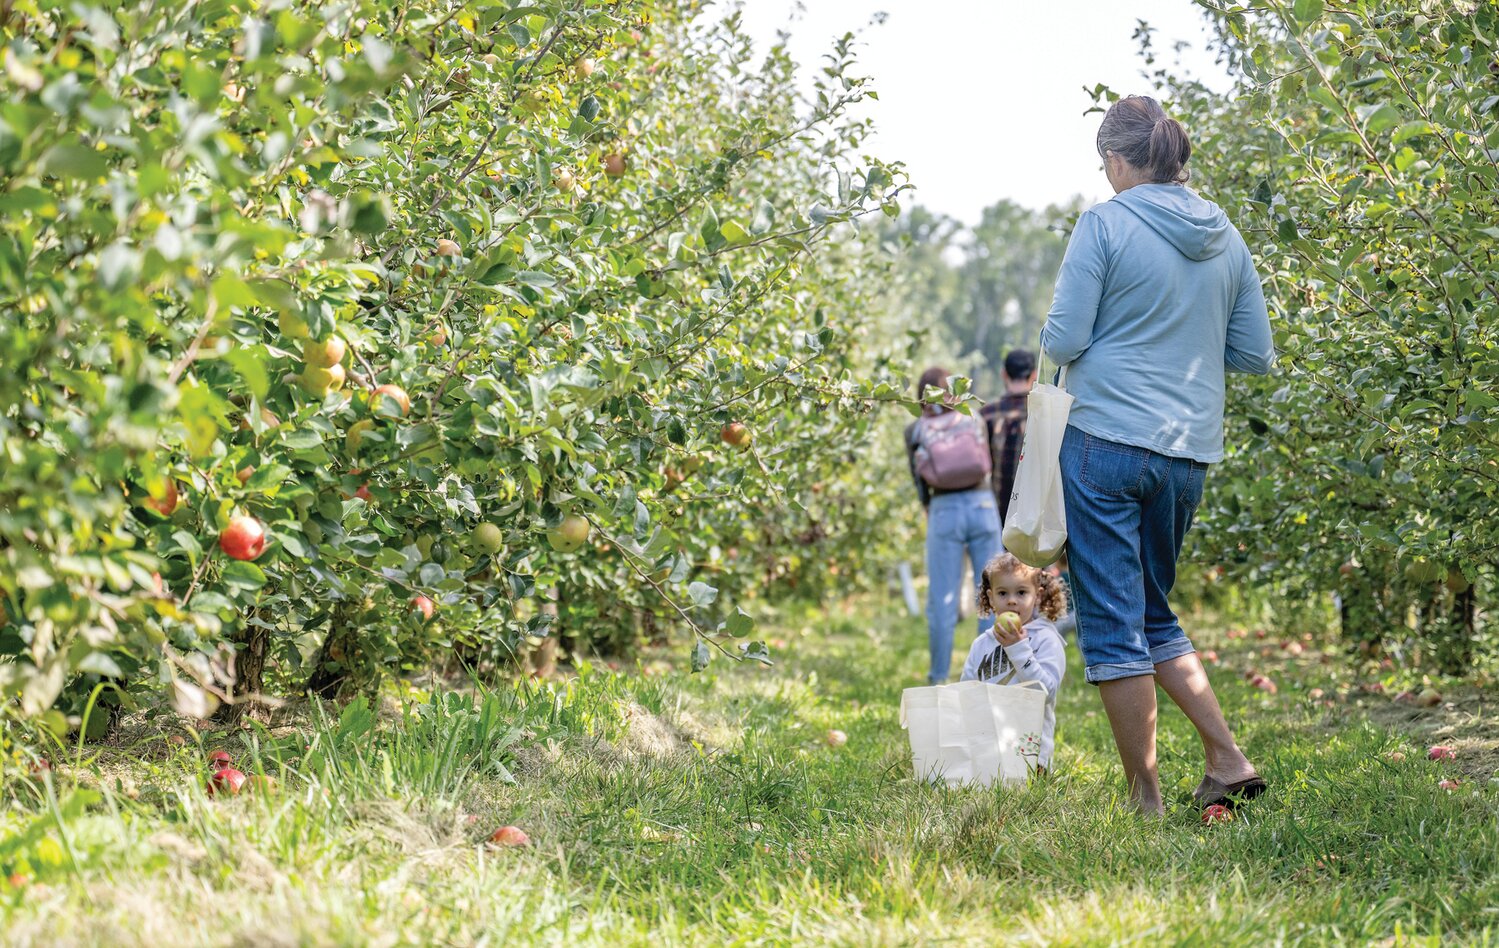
[898,680,1048,787]
[1002,359,1074,569]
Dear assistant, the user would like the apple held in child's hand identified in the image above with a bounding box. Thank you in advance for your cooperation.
[994,611,1024,643]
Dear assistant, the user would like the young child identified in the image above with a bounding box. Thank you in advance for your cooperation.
[960,552,1069,771]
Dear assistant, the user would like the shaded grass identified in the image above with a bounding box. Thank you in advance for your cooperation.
[3,602,1497,946]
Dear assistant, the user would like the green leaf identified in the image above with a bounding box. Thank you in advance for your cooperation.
[222,346,271,402]
[76,652,125,678]
[40,143,108,179]
[699,205,720,243]
[750,199,776,235]
[719,220,751,245]
[739,641,773,665]
[687,581,718,607]
[221,560,267,591]
[514,270,556,288]
[720,607,753,638]
[1291,0,1323,25]
[690,641,712,673]
[211,273,258,311]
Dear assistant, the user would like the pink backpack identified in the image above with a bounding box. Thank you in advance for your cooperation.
[914,410,992,490]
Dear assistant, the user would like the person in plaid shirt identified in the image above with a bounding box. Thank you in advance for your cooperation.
[980,348,1037,527]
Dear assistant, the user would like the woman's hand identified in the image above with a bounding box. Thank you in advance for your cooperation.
[994,611,1027,647]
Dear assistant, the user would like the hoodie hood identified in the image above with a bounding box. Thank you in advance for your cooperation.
[1111,184,1231,261]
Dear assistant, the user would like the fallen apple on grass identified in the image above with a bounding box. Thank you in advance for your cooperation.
[207,766,247,796]
[1438,779,1461,791]
[1416,688,1443,708]
[488,826,530,847]
[826,729,848,748]
[1202,804,1233,825]
[1429,745,1456,761]
[1388,750,1406,762]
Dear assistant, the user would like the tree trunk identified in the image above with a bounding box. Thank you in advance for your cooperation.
[304,600,359,701]
[523,587,559,678]
[215,613,269,725]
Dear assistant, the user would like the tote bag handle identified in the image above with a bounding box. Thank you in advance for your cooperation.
[1038,337,1068,391]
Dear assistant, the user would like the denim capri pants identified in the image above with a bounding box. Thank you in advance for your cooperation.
[1059,425,1208,683]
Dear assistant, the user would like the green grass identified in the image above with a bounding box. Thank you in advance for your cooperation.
[3,603,1497,946]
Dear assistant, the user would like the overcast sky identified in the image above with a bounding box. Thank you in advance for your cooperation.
[740,1,1235,225]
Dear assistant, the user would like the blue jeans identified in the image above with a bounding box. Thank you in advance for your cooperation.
[925,489,1002,683]
[1059,427,1206,683]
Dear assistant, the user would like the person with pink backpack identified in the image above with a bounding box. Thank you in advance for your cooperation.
[904,366,1004,683]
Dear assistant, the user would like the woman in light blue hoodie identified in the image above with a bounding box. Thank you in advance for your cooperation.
[1040,96,1275,816]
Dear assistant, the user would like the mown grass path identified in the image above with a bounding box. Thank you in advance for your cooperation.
[4,603,1497,946]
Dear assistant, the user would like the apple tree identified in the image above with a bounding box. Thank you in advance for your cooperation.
[0,0,915,732]
[1114,0,1498,671]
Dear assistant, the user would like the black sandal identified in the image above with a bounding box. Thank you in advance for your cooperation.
[1193,774,1268,810]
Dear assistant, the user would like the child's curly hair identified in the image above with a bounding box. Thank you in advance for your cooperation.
[977,552,1069,622]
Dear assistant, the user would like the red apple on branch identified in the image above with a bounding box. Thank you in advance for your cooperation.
[300,363,346,395]
[371,384,411,417]
[720,422,752,450]
[145,479,180,516]
[303,336,346,368]
[219,516,267,561]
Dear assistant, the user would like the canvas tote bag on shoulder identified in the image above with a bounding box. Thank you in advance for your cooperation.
[1001,353,1073,568]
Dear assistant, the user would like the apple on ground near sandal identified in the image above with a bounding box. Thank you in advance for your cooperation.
[1202,804,1233,825]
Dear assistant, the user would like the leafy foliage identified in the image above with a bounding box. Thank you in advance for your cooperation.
[0,0,914,725]
[1134,1,1499,669]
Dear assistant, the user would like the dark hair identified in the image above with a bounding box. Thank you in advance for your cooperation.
[915,366,949,401]
[1003,349,1036,381]
[1096,95,1191,184]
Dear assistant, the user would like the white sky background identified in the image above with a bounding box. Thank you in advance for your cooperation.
[738,0,1236,224]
